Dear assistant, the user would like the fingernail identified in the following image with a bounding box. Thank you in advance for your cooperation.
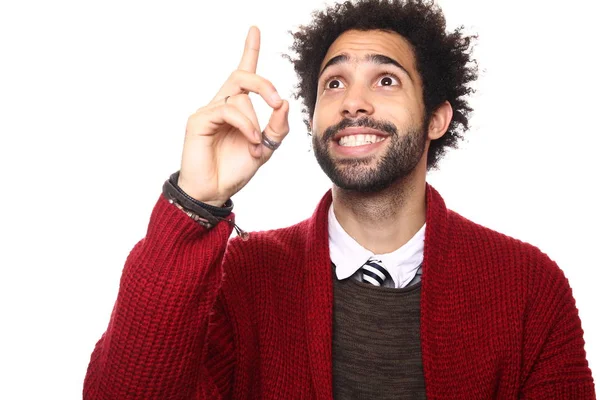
[271,92,282,104]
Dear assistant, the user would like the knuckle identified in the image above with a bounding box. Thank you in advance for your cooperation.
[185,115,202,136]
[230,69,245,82]
[187,112,200,126]
[261,78,275,93]
[226,72,238,86]
[220,104,231,117]
[266,123,278,135]
[190,105,206,118]
[222,104,241,120]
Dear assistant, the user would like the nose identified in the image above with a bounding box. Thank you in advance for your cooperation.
[340,84,374,118]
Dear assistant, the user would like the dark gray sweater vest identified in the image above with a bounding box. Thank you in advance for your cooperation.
[332,267,426,399]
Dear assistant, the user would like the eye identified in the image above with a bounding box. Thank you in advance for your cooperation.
[377,74,400,87]
[325,77,345,90]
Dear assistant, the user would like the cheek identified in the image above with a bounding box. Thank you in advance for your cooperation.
[312,96,332,132]
[381,96,423,126]
[379,103,412,126]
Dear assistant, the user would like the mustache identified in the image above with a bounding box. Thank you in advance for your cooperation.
[321,117,398,142]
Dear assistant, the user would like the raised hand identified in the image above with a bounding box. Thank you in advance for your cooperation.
[178,26,290,206]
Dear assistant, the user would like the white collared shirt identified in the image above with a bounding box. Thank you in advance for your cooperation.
[328,204,425,289]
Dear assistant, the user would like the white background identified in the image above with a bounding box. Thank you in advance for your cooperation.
[1,0,598,398]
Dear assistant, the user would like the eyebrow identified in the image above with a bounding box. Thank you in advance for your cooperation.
[318,53,413,82]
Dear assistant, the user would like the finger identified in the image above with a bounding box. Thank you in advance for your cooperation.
[189,104,260,145]
[214,104,264,159]
[237,26,260,73]
[224,93,261,133]
[214,70,282,109]
[261,100,290,157]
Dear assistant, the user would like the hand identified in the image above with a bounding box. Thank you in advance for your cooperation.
[178,26,289,206]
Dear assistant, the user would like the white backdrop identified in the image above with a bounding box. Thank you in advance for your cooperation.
[0,0,598,398]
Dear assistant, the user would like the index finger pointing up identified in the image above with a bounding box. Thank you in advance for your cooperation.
[237,26,261,73]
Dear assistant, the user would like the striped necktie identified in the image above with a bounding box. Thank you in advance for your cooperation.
[360,258,392,287]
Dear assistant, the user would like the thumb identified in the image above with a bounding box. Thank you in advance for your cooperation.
[261,100,290,157]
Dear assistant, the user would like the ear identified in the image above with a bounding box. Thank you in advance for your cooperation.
[427,101,453,141]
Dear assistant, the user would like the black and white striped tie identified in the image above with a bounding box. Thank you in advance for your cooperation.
[360,258,392,287]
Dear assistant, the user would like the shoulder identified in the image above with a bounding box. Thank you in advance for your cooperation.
[219,218,315,310]
[446,209,569,290]
[226,218,311,258]
[220,217,314,287]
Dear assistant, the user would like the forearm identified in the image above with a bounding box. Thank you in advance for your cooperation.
[83,195,235,399]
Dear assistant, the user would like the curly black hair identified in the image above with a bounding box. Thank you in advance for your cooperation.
[286,0,478,170]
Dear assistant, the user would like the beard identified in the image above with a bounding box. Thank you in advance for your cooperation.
[312,116,427,193]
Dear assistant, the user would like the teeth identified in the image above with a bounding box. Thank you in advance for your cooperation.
[339,134,384,147]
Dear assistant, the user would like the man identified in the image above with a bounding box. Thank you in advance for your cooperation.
[84,0,595,398]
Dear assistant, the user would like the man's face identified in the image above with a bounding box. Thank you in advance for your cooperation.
[311,29,428,192]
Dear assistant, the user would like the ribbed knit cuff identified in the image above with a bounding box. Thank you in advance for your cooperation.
[142,195,235,277]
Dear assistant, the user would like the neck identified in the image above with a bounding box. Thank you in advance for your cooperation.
[331,174,427,254]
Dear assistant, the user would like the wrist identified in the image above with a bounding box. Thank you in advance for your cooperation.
[193,198,226,208]
[177,179,227,208]
[162,172,251,240]
[164,172,233,218]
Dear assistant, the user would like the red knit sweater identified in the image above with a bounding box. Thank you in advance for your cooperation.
[84,186,595,399]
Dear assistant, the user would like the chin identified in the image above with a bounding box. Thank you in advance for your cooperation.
[330,166,402,193]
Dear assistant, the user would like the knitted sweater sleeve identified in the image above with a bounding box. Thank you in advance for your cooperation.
[83,196,236,399]
[520,256,596,398]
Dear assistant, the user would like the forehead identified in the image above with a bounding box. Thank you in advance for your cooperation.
[320,29,418,74]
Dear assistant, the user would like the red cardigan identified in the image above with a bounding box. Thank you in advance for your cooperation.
[84,186,595,399]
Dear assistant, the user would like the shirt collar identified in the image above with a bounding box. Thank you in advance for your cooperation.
[328,203,425,288]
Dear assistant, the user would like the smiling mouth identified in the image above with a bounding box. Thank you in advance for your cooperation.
[338,134,387,147]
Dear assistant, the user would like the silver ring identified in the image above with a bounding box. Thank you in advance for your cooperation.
[224,95,231,104]
[261,131,281,151]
